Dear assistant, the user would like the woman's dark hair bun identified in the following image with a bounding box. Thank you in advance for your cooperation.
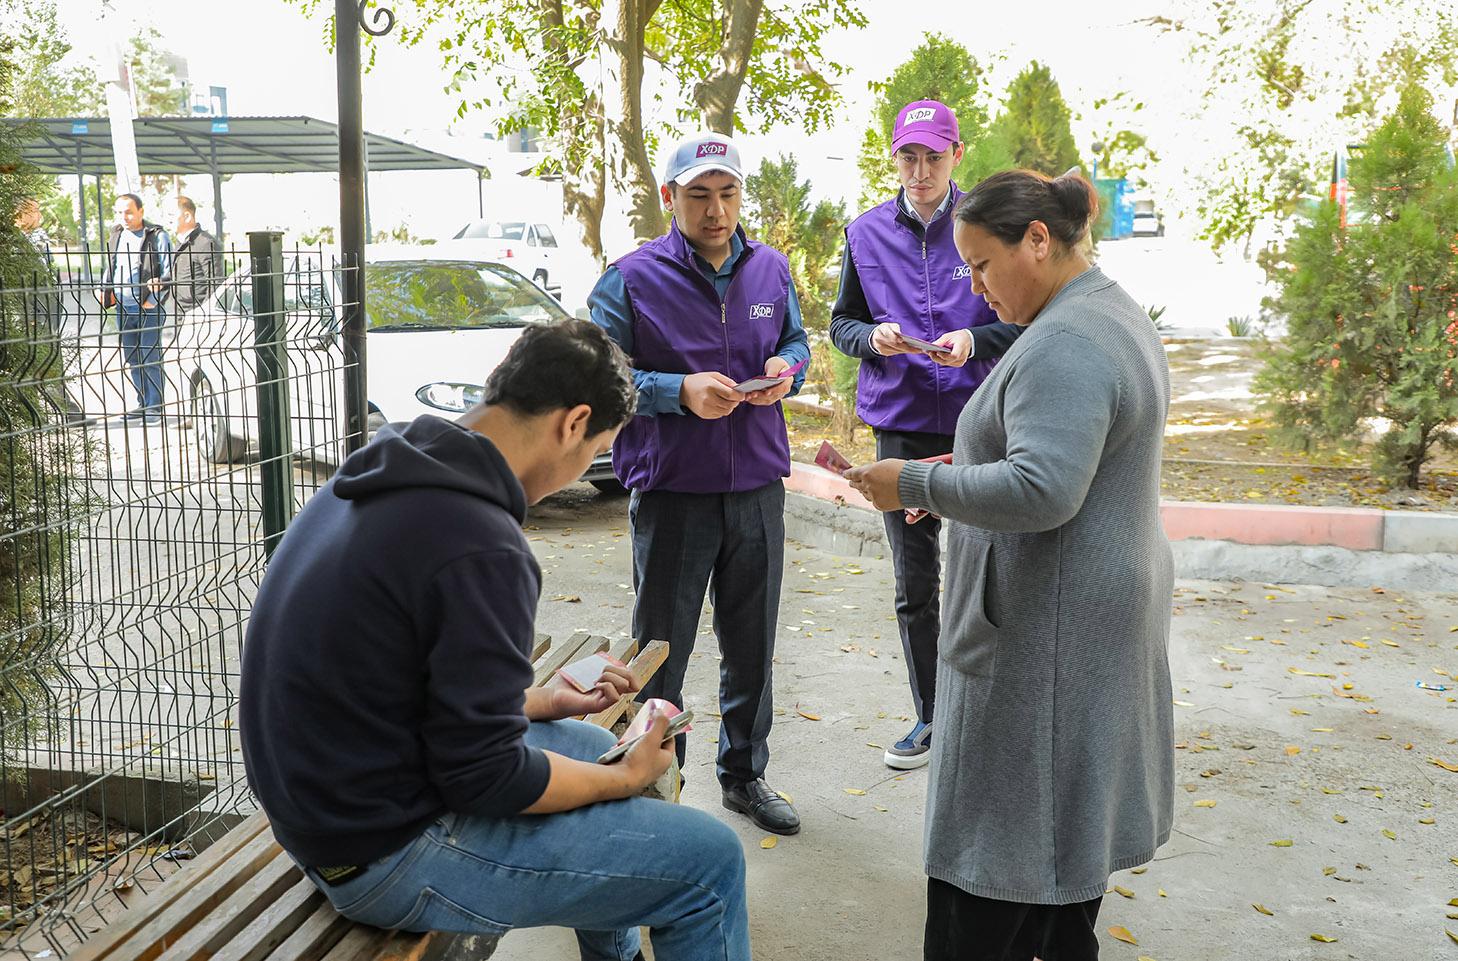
[1049,174,1096,231]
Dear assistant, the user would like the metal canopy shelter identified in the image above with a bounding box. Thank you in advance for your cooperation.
[7,114,487,250]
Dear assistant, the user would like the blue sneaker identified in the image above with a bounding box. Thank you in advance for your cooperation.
[884,720,931,769]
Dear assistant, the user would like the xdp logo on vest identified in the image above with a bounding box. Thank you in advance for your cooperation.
[903,107,937,124]
[749,303,775,319]
[696,142,729,158]
[952,265,972,280]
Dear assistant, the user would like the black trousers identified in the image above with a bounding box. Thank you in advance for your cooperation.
[629,482,784,788]
[925,878,1103,961]
[875,429,954,725]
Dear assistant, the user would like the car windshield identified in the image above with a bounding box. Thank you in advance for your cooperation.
[461,221,526,241]
[365,260,568,331]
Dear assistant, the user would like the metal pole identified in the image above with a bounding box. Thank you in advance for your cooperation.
[477,172,484,218]
[336,0,389,454]
[75,151,91,281]
[249,230,294,559]
[363,137,373,240]
[211,137,225,247]
[94,175,105,260]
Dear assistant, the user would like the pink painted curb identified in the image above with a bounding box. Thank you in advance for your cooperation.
[786,463,1389,551]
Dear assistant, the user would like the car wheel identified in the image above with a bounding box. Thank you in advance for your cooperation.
[590,478,628,496]
[190,374,248,464]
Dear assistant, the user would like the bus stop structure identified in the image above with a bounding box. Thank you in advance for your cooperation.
[7,114,487,254]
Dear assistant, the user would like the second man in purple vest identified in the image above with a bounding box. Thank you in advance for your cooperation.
[588,133,810,835]
[830,100,1023,770]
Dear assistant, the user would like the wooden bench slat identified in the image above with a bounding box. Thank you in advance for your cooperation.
[529,633,551,661]
[211,876,325,961]
[70,815,276,961]
[319,926,391,961]
[262,898,353,961]
[532,630,606,687]
[587,639,670,728]
[155,845,300,961]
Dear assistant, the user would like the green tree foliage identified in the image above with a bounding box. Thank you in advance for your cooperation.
[0,32,86,751]
[995,61,1081,177]
[1255,83,1458,488]
[298,0,865,262]
[856,34,1002,206]
[743,154,848,407]
[1145,0,1458,253]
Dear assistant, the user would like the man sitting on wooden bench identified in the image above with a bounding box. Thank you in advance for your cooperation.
[239,321,751,961]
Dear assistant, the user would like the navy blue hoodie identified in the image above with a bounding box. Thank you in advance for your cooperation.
[240,416,551,867]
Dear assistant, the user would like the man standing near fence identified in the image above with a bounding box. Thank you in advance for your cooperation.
[588,132,809,836]
[171,196,221,315]
[830,100,1022,770]
[102,193,172,426]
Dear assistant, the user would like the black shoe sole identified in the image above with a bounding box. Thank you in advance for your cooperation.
[721,795,801,836]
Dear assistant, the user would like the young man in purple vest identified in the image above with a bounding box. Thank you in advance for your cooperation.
[830,100,1023,770]
[588,133,809,836]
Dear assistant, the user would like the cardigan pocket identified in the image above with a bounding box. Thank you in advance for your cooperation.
[939,531,999,677]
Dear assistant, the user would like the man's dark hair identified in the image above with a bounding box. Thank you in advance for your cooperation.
[177,195,196,216]
[119,192,143,212]
[482,320,634,436]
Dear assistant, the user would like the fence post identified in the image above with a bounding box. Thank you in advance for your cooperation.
[249,230,294,559]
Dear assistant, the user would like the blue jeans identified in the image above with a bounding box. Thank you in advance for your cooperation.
[301,720,751,961]
[117,306,165,412]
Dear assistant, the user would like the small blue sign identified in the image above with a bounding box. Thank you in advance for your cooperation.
[212,118,230,134]
[72,120,89,135]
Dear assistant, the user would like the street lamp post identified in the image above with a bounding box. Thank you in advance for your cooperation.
[335,0,394,454]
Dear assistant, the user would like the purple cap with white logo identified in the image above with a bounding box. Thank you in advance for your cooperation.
[663,132,745,186]
[891,100,960,154]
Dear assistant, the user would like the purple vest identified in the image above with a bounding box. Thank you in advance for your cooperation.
[612,223,792,494]
[845,185,999,435]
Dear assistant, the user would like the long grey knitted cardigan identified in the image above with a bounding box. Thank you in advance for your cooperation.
[898,265,1175,905]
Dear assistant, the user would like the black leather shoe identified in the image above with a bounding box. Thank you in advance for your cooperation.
[722,778,800,835]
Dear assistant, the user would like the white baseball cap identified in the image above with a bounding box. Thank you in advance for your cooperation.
[663,132,745,186]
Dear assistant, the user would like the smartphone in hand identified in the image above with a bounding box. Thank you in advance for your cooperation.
[597,710,695,764]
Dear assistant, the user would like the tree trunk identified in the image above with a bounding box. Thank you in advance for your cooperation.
[542,0,607,268]
[600,0,664,253]
[693,0,765,134]
[561,90,607,267]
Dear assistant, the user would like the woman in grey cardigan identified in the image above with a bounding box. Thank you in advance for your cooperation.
[845,170,1174,961]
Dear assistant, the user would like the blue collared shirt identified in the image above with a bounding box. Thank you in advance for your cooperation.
[898,185,955,226]
[588,230,810,415]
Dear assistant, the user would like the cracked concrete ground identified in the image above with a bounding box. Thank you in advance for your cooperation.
[489,485,1458,961]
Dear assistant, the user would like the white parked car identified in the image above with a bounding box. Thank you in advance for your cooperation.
[441,220,564,296]
[176,244,620,490]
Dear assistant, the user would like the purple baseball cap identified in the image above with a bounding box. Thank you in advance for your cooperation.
[891,100,960,154]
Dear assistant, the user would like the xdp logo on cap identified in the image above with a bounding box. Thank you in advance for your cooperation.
[952,265,972,280]
[903,107,937,125]
[749,303,775,319]
[696,142,729,158]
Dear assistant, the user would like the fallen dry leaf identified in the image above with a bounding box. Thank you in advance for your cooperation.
[843,788,866,796]
[1157,888,1167,898]
[1310,933,1338,943]
[1193,799,1217,808]
[1270,839,1294,847]
[1252,903,1274,916]
[760,837,778,849]
[796,709,822,721]
[1108,925,1138,945]
[1113,885,1136,899]
[1333,814,1347,824]
[1430,757,1458,773]
[1382,829,1397,841]
[1288,667,1334,678]
[1447,929,1458,946]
